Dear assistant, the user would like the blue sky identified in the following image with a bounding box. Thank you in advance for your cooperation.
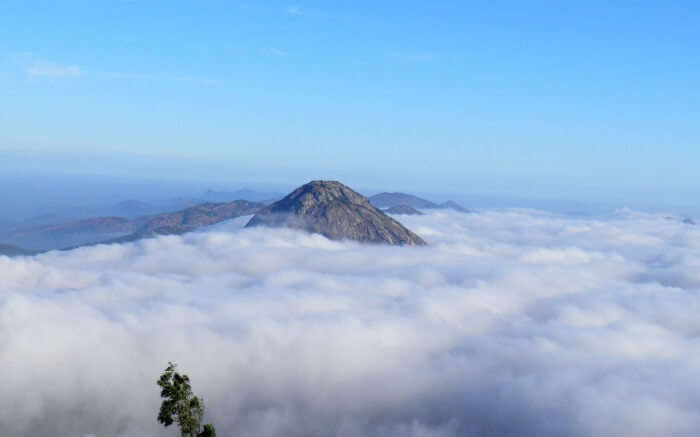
[1,1,698,208]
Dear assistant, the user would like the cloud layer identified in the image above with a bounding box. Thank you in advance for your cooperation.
[1,209,700,437]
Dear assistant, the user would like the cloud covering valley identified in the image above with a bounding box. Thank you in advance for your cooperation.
[1,209,700,436]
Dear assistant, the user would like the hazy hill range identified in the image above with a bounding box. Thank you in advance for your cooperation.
[6,200,264,251]
[369,192,439,209]
[24,214,70,226]
[246,181,426,246]
[664,216,697,226]
[201,188,283,204]
[2,187,468,251]
[439,200,472,213]
[0,244,35,257]
[27,189,282,224]
[109,200,158,216]
[9,216,135,249]
[70,225,193,248]
[385,205,423,215]
[143,201,262,230]
[34,200,162,222]
[369,192,472,213]
[0,219,18,235]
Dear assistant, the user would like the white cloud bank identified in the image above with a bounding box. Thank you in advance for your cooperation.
[1,209,700,436]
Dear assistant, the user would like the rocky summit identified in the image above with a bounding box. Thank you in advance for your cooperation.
[246,181,427,246]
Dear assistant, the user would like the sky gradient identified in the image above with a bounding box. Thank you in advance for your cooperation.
[1,1,698,208]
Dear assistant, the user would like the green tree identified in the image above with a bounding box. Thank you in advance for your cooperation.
[157,362,217,437]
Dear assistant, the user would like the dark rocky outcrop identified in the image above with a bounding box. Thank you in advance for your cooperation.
[246,181,426,246]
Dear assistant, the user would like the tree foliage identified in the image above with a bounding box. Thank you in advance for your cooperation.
[157,362,216,437]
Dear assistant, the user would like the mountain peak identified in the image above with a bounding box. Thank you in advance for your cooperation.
[246,181,426,246]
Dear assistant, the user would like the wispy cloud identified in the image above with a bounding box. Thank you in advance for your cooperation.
[12,52,217,84]
[17,53,82,78]
[27,62,81,78]
[286,5,302,16]
[392,51,439,63]
[96,70,218,85]
[261,47,289,57]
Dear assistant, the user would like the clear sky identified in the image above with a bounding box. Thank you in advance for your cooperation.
[1,1,698,208]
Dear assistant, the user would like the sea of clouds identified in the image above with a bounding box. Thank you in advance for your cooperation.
[1,209,700,437]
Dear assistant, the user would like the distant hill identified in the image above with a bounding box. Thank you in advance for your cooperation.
[38,200,161,221]
[369,192,439,209]
[247,181,426,246]
[12,216,135,239]
[370,192,471,213]
[72,225,192,248]
[0,244,35,257]
[143,201,262,230]
[202,188,283,204]
[385,205,423,215]
[25,213,68,226]
[110,200,157,216]
[665,216,697,226]
[438,200,472,213]
[0,219,18,235]
[8,200,264,250]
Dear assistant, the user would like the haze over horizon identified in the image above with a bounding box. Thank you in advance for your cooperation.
[1,170,697,223]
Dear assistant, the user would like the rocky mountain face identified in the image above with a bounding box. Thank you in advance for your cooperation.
[246,181,426,246]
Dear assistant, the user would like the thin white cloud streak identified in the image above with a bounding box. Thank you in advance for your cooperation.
[94,70,218,85]
[261,47,289,57]
[16,53,82,78]
[14,52,216,84]
[1,209,700,436]
[26,62,82,78]
[391,51,439,63]
[286,5,302,16]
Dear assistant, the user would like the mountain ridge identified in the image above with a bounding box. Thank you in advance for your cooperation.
[369,192,471,213]
[6,200,264,250]
[385,205,423,215]
[0,244,35,257]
